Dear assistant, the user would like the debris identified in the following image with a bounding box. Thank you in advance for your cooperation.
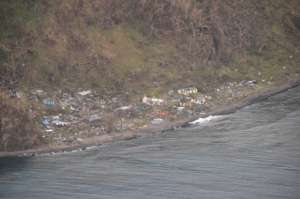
[43,99,55,108]
[177,107,185,111]
[77,90,92,96]
[41,116,50,128]
[191,98,205,105]
[168,90,175,96]
[240,80,257,86]
[177,87,198,96]
[151,118,165,125]
[45,129,54,133]
[88,114,102,123]
[32,89,45,96]
[115,105,133,111]
[142,96,164,106]
[155,111,169,118]
[52,120,70,127]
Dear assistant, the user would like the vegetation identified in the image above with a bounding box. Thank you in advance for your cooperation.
[0,0,299,151]
[0,88,43,151]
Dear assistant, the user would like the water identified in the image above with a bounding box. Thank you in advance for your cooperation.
[1,87,300,199]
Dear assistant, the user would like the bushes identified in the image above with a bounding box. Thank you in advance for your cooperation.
[0,89,43,151]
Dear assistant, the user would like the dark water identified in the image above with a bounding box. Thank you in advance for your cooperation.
[1,87,300,199]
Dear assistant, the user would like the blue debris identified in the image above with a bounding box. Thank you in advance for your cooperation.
[43,99,55,108]
[41,116,50,128]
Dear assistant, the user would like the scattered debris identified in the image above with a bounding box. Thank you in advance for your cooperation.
[177,107,185,111]
[43,99,55,108]
[32,89,45,96]
[142,96,164,106]
[151,118,165,125]
[88,114,102,123]
[29,84,233,146]
[177,87,198,96]
[41,115,70,128]
[52,120,70,127]
[45,129,54,133]
[240,80,257,86]
[41,116,50,128]
[115,105,133,111]
[77,90,92,96]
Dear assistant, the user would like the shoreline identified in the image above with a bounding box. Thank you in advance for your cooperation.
[1,79,299,158]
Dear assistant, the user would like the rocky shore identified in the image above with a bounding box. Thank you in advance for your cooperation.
[1,79,299,158]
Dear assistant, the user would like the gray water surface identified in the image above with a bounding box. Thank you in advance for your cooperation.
[1,87,300,199]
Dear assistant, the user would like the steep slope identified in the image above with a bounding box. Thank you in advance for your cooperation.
[0,0,299,151]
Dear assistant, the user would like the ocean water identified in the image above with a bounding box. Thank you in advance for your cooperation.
[0,87,300,199]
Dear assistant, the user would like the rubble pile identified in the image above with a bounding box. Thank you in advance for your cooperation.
[6,80,258,146]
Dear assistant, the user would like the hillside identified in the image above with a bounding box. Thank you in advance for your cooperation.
[1,0,300,152]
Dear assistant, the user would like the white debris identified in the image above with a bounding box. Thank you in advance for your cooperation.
[115,105,133,111]
[151,118,165,125]
[88,114,102,123]
[52,120,70,127]
[191,98,205,105]
[177,107,185,111]
[45,129,54,133]
[32,89,45,95]
[142,96,164,106]
[177,87,198,96]
[52,115,60,120]
[77,90,92,96]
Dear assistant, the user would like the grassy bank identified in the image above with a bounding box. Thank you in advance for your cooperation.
[0,0,299,151]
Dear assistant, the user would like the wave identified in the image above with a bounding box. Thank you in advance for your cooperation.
[189,115,222,125]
